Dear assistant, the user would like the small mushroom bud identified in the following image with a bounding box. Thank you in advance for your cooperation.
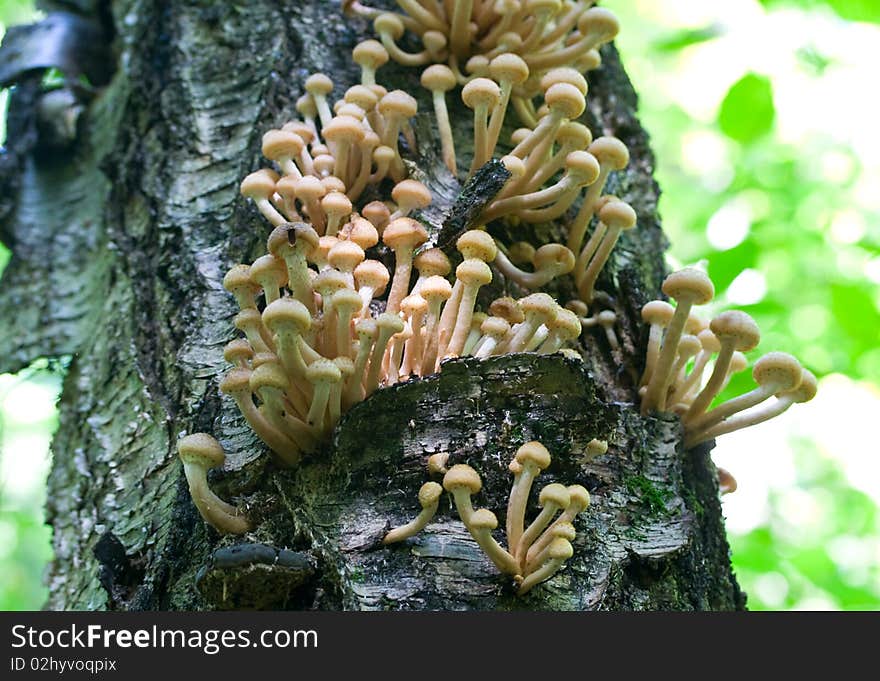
[177,434,251,535]
[240,169,286,226]
[353,40,389,86]
[383,482,444,544]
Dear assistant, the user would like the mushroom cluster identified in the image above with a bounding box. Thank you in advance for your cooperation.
[343,1,619,105]
[241,69,421,224]
[638,268,818,449]
[221,222,587,467]
[384,441,590,596]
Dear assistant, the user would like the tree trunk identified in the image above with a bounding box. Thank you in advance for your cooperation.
[0,0,745,611]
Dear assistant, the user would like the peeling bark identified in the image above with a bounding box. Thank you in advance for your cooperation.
[0,0,745,610]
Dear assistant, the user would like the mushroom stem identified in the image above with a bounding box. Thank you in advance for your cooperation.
[383,482,444,544]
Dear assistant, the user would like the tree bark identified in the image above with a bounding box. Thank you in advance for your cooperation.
[0,0,745,611]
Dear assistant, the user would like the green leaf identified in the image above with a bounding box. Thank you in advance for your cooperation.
[757,0,880,24]
[652,25,723,52]
[718,73,776,144]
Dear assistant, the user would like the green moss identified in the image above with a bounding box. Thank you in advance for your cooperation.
[625,474,674,517]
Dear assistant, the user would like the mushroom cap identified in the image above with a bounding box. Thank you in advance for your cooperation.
[551,522,577,542]
[345,84,379,110]
[379,90,418,118]
[267,222,319,258]
[548,537,574,561]
[540,67,588,95]
[376,311,406,335]
[422,30,448,55]
[322,115,365,145]
[729,351,749,374]
[382,217,429,251]
[305,73,333,97]
[556,121,593,149]
[372,145,396,166]
[314,236,340,265]
[598,200,637,230]
[577,6,621,42]
[355,317,379,340]
[684,313,707,335]
[252,352,277,369]
[250,361,289,392]
[223,264,260,295]
[588,136,629,170]
[548,309,582,340]
[717,467,737,495]
[501,154,526,178]
[414,247,451,278]
[178,433,226,470]
[677,334,702,358]
[462,77,502,110]
[420,275,453,302]
[333,356,355,377]
[335,102,366,120]
[455,258,493,287]
[294,175,327,201]
[240,169,279,199]
[295,93,318,119]
[533,244,576,275]
[262,297,312,334]
[421,64,457,92]
[519,293,558,322]
[539,483,571,508]
[362,200,391,230]
[322,191,353,218]
[566,299,589,317]
[597,310,616,326]
[662,268,715,306]
[564,150,601,185]
[543,82,586,119]
[353,39,389,69]
[305,358,343,385]
[709,310,760,351]
[374,12,405,39]
[456,230,498,262]
[508,241,536,265]
[322,176,347,194]
[313,155,336,176]
[313,269,350,297]
[752,352,803,391]
[642,300,675,326]
[481,315,511,338]
[488,296,524,324]
[418,481,444,507]
[328,240,365,272]
[565,484,590,513]
[224,339,254,364]
[443,464,482,494]
[783,368,818,402]
[262,129,304,160]
[470,508,499,530]
[332,287,365,314]
[392,179,432,210]
[250,254,288,288]
[220,367,253,396]
[515,441,552,470]
[347,217,380,250]
[283,121,314,145]
[698,328,721,353]
[354,259,391,293]
[465,54,490,77]
[400,293,429,316]
[234,308,264,333]
[489,52,530,85]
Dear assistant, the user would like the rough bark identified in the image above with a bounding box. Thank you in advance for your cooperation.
[0,0,745,610]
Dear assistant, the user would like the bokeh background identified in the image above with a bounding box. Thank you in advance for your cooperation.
[1,0,878,610]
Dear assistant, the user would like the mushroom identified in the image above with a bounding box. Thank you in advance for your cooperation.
[443,463,483,525]
[515,482,570,567]
[383,482,444,544]
[462,77,502,174]
[353,40,389,86]
[382,217,429,314]
[465,509,521,575]
[506,440,552,556]
[421,64,458,173]
[177,434,251,535]
[576,199,638,303]
[240,169,286,226]
[517,537,574,595]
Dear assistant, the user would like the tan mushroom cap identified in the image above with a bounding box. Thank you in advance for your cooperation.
[252,352,277,369]
[462,77,502,109]
[752,352,803,391]
[305,358,343,384]
[490,52,530,84]
[515,441,552,469]
[305,73,333,97]
[533,244,576,275]
[267,222,320,258]
[313,269,350,297]
[262,297,312,334]
[323,191,353,217]
[322,115,365,145]
[539,483,571,508]
[382,217,429,251]
[332,287,365,313]
[784,368,818,402]
[543,82,586,119]
[178,433,226,470]
[220,367,253,395]
[508,241,536,265]
[354,259,390,292]
[240,169,279,199]
[729,351,749,373]
[550,522,577,542]
[457,230,498,262]
[420,275,453,300]
[642,300,675,325]
[578,6,621,42]
[698,328,721,353]
[414,247,451,277]
[548,309,582,340]
[456,258,493,286]
[223,265,259,295]
[490,297,524,324]
[294,175,327,202]
[345,84,379,110]
[224,339,254,364]
[250,362,289,392]
[353,40,389,69]
[566,484,591,512]
[328,240,366,271]
[548,537,574,561]
[662,268,715,305]
[392,180,432,211]
[684,313,708,335]
[347,218,380,250]
[374,12,405,39]
[421,64,457,92]
[443,464,483,494]
[470,508,499,530]
[502,154,526,178]
[709,310,761,351]
[295,93,318,119]
[481,315,511,338]
[519,293,558,320]
[418,481,444,507]
[379,90,418,118]
[250,253,288,286]
[262,130,304,160]
[400,293,428,316]
[599,200,637,230]
[540,67,588,95]
[283,121,314,145]
[322,176,347,194]
[556,121,593,149]
[564,150,601,184]
[588,136,630,170]
[362,201,391,230]
[355,317,379,340]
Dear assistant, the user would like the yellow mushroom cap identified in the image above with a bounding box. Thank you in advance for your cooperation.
[328,240,365,271]
[515,441,552,469]
[443,464,483,494]
[250,362,289,392]
[240,169,279,199]
[489,52,530,84]
[533,244,576,276]
[551,522,577,542]
[379,90,418,119]
[220,367,253,396]
[481,316,510,338]
[548,309,581,340]
[540,67,588,95]
[382,217,429,251]
[374,12,405,39]
[677,334,702,357]
[543,82,586,119]
[345,84,379,110]
[333,287,364,313]
[556,121,593,149]
[313,269,350,298]
[709,310,760,351]
[353,40,389,70]
[223,265,259,295]
[305,358,342,385]
[599,200,637,230]
[322,115,365,145]
[539,483,571,508]
[641,300,675,326]
[752,352,803,392]
[224,339,254,364]
[564,150,601,184]
[354,259,391,293]
[548,537,574,561]
[294,175,327,202]
[462,77,502,110]
[456,230,497,262]
[662,268,715,306]
[565,484,590,513]
[470,508,499,530]
[305,73,333,97]
[588,136,630,170]
[252,352,277,369]
[519,293,558,321]
[501,154,526,178]
[178,433,226,470]
[418,481,444,507]
[414,247,451,278]
[262,130,304,160]
[262,297,312,334]
[421,64,457,92]
[489,296,524,324]
[455,259,493,286]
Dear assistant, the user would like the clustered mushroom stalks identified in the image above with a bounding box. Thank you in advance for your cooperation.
[638,268,818,451]
[221,224,587,466]
[383,441,590,596]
